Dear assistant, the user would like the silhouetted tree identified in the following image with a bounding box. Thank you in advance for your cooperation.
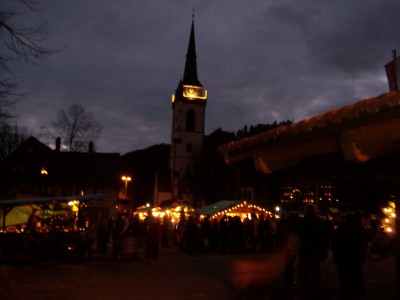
[236,120,292,139]
[42,104,102,152]
[0,1,50,122]
[0,123,29,162]
[0,1,50,161]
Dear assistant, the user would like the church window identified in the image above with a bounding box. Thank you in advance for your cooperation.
[186,109,195,131]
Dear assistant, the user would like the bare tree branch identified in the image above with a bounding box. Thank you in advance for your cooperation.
[0,1,51,122]
[44,104,103,152]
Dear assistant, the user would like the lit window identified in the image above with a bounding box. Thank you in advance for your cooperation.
[40,167,48,175]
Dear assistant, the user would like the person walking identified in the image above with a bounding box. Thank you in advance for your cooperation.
[112,214,129,260]
[219,214,229,254]
[96,211,109,258]
[331,212,368,299]
[294,204,333,299]
[85,216,96,260]
[26,209,41,233]
[145,214,162,259]
[130,214,143,259]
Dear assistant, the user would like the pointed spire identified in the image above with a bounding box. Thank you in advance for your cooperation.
[183,15,202,87]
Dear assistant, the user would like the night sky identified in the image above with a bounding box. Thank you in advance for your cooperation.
[11,0,400,154]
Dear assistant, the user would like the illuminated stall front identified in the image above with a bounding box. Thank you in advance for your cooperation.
[0,194,108,263]
[197,200,273,221]
[134,200,196,225]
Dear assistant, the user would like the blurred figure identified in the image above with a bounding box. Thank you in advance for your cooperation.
[26,209,41,232]
[85,216,96,259]
[145,214,162,259]
[185,216,199,254]
[230,251,287,299]
[257,214,267,251]
[96,211,109,257]
[230,216,245,254]
[279,211,300,297]
[176,211,186,251]
[112,214,129,260]
[210,218,219,252]
[294,204,333,299]
[199,216,211,254]
[161,215,170,249]
[354,211,370,259]
[130,214,143,259]
[219,214,229,254]
[370,226,391,258]
[331,212,368,299]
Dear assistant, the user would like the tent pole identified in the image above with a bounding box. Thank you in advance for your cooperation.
[2,207,5,229]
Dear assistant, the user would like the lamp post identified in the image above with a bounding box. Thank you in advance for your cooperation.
[121,176,132,197]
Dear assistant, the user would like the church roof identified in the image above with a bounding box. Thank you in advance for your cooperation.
[182,19,202,87]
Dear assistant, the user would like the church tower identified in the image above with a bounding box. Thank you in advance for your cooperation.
[170,17,207,205]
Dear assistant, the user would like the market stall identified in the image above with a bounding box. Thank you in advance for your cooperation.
[0,194,108,263]
[134,200,196,224]
[197,200,273,220]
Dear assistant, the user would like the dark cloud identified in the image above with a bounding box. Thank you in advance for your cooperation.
[12,0,400,154]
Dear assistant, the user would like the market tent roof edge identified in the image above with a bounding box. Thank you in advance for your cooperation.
[197,200,272,218]
[218,91,400,173]
[0,194,110,207]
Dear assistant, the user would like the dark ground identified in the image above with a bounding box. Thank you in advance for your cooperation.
[0,247,396,300]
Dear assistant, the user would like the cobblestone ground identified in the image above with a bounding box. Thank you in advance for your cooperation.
[0,247,396,300]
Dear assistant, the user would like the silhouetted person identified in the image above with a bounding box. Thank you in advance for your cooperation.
[26,209,40,232]
[331,212,368,299]
[244,213,258,251]
[85,216,96,259]
[96,211,109,257]
[265,215,276,251]
[176,212,186,251]
[185,216,199,254]
[112,214,129,260]
[210,218,219,252]
[279,211,300,297]
[130,214,143,259]
[199,216,212,254]
[370,226,391,258]
[354,210,370,259]
[219,215,229,254]
[230,216,245,254]
[294,204,333,299]
[161,215,170,249]
[145,214,162,259]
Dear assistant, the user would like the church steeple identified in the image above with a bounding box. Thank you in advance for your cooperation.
[169,15,207,206]
[183,19,202,87]
[171,16,207,105]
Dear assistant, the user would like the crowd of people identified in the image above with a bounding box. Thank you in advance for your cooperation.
[82,204,393,299]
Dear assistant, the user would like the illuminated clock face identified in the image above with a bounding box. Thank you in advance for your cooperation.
[188,88,195,94]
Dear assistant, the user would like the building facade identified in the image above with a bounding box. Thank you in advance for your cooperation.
[0,136,121,217]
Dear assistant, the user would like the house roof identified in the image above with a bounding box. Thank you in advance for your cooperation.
[0,136,121,194]
[53,151,121,186]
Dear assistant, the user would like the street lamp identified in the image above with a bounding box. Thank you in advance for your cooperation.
[121,176,132,196]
